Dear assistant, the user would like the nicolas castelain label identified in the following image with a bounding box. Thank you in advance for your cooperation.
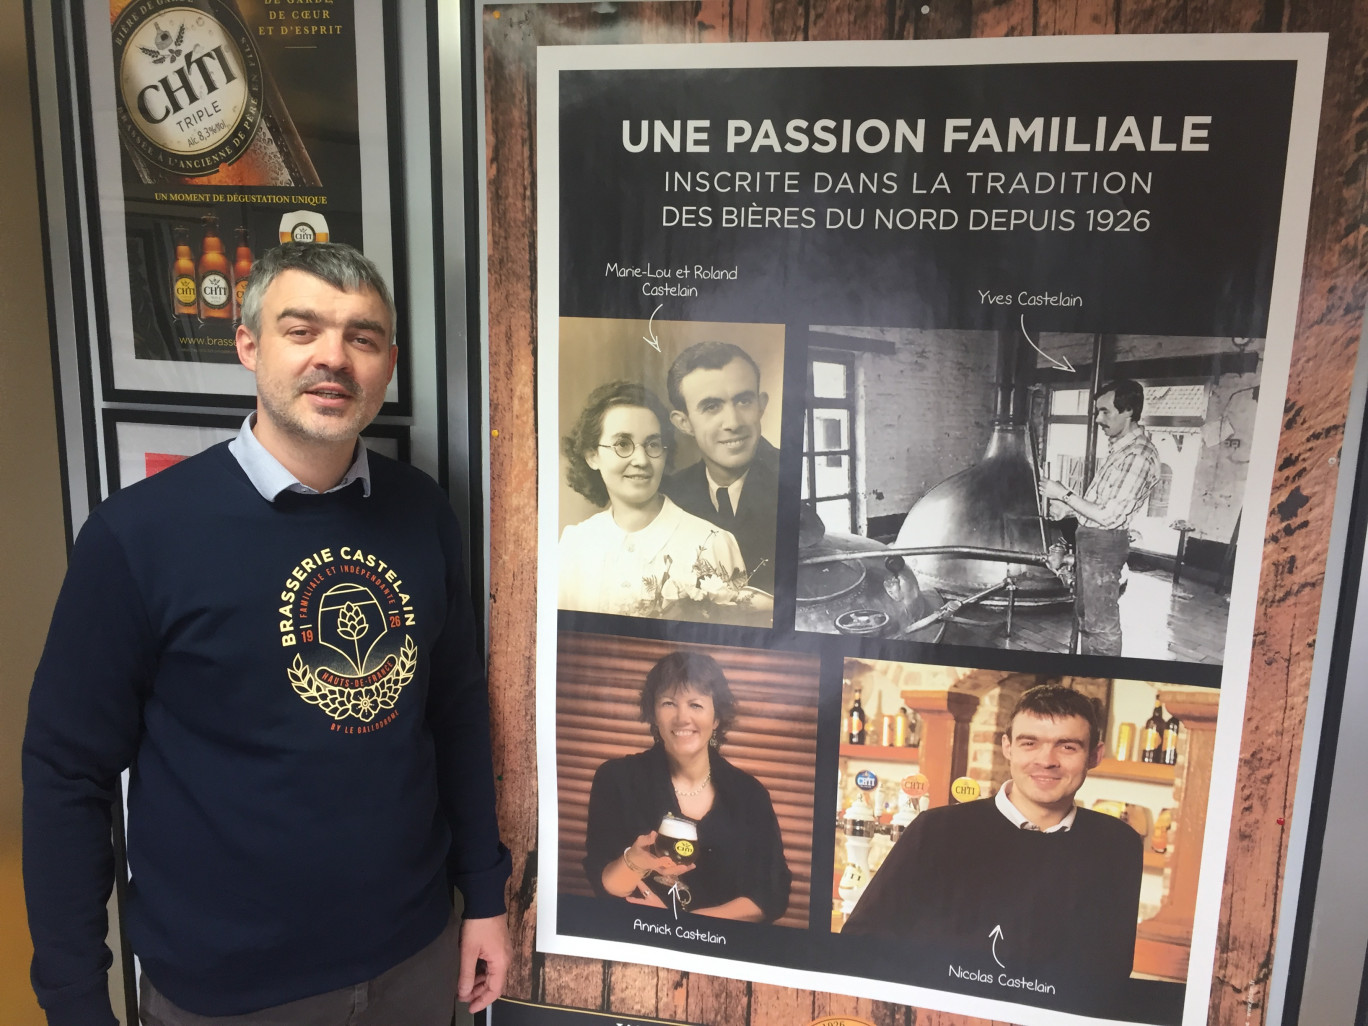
[112,0,264,175]
[807,1018,876,1026]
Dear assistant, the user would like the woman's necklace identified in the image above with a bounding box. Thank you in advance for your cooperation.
[674,772,712,798]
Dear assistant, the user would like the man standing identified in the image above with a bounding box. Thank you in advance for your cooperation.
[23,243,511,1025]
[843,685,1142,1016]
[1039,379,1161,656]
[663,341,779,594]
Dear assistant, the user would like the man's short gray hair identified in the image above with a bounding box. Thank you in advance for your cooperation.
[239,241,397,341]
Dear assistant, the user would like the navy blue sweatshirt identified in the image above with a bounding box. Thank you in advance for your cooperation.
[22,443,510,1024]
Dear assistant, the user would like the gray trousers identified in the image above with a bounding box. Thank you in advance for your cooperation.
[139,914,460,1026]
[1074,526,1129,657]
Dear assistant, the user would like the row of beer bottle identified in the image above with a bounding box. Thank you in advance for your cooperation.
[844,685,921,747]
[1140,699,1181,766]
[172,216,253,325]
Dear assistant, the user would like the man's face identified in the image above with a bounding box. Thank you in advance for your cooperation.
[236,269,396,450]
[1001,711,1102,822]
[669,357,768,485]
[1094,391,1133,441]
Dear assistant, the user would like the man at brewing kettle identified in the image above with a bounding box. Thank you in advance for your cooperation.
[1038,378,1160,656]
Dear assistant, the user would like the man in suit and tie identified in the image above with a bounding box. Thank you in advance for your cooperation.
[663,341,779,595]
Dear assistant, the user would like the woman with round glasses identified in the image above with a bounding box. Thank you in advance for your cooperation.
[583,651,791,922]
[559,380,764,621]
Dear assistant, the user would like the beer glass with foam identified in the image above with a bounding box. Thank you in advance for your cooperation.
[651,812,698,864]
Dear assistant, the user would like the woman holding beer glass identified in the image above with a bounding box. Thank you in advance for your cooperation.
[558,381,769,622]
[583,651,791,922]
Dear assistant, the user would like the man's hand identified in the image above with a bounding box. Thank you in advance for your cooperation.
[1039,478,1069,501]
[457,913,512,1014]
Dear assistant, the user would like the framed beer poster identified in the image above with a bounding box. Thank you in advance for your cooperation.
[76,0,409,410]
[102,409,239,491]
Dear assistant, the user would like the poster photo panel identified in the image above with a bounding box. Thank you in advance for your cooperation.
[553,631,819,934]
[833,660,1219,1002]
[75,0,408,410]
[796,328,1260,670]
[555,317,785,625]
[526,30,1328,1026]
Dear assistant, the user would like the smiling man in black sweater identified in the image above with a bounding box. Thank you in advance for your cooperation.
[844,684,1143,1018]
[23,243,511,1026]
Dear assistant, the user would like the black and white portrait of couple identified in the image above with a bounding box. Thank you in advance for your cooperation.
[555,318,785,627]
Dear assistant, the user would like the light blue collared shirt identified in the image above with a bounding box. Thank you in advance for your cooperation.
[228,414,372,502]
[994,780,1077,833]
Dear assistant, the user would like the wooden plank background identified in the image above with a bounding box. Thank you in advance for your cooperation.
[482,2,1368,1023]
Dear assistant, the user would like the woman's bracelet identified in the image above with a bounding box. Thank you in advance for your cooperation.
[621,845,649,876]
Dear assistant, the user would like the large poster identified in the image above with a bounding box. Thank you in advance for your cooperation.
[532,35,1324,1026]
[82,0,401,405]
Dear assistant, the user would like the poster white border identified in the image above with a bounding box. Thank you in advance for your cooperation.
[534,32,1327,1026]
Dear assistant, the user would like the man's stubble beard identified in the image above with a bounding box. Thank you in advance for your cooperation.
[257,370,376,446]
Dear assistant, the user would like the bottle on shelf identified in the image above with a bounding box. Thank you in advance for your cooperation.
[197,215,232,323]
[1114,721,1136,761]
[1151,807,1174,854]
[171,226,197,316]
[232,227,254,323]
[1162,715,1182,766]
[873,693,895,747]
[1140,698,1166,765]
[905,707,921,747]
[847,685,866,745]
[893,705,908,747]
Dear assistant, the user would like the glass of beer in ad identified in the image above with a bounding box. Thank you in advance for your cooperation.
[650,813,698,911]
[651,812,698,863]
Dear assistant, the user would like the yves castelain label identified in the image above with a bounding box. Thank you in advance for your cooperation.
[807,1017,875,1026]
[113,0,264,176]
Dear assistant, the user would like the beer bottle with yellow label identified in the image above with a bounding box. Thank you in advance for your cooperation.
[197,215,232,322]
[1162,715,1182,766]
[847,685,866,745]
[1140,699,1166,764]
[232,227,254,324]
[171,226,197,316]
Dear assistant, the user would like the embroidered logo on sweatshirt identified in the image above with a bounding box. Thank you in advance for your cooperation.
[277,546,416,729]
